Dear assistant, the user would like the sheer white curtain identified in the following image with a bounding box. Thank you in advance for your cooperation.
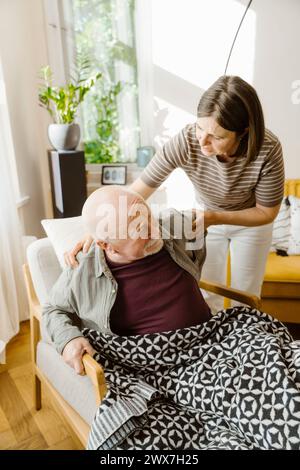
[135,0,154,147]
[0,58,27,363]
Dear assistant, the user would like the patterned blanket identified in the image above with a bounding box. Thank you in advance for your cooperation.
[83,307,300,450]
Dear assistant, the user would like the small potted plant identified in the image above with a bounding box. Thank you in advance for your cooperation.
[38,60,101,151]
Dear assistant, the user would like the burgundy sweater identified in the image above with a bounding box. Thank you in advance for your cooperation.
[106,248,211,335]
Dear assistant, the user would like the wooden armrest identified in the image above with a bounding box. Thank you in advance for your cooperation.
[31,303,42,321]
[82,353,107,406]
[23,264,42,321]
[199,278,261,309]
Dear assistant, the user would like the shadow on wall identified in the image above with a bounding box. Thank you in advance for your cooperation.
[153,64,204,117]
[236,0,300,178]
[153,99,172,147]
[151,66,203,210]
[153,65,204,147]
[151,0,255,145]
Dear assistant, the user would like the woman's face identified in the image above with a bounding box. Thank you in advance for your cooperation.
[196,116,240,158]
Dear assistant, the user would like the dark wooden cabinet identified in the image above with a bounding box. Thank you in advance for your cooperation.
[48,150,87,218]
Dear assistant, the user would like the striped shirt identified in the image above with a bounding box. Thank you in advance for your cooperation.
[141,123,285,211]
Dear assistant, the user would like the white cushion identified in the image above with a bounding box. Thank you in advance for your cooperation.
[270,197,291,254]
[41,216,85,268]
[288,195,300,255]
[27,238,62,304]
[26,238,62,343]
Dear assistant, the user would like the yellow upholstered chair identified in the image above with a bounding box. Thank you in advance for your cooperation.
[261,179,300,323]
[224,180,300,322]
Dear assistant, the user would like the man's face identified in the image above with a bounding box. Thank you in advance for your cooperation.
[98,199,163,263]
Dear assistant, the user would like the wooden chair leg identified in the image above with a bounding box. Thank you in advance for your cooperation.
[34,374,42,410]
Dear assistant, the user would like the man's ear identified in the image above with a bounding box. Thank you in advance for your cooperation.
[97,240,108,251]
[97,240,117,254]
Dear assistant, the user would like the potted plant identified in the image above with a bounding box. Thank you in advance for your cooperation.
[38,61,101,151]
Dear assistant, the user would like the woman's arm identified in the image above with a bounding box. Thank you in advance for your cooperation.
[129,177,157,200]
[204,202,281,228]
[130,129,187,198]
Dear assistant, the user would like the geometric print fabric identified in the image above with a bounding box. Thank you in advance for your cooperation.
[83,307,300,450]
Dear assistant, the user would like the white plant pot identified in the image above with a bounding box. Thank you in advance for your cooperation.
[48,123,80,151]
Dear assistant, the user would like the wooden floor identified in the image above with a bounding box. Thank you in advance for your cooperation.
[0,321,78,450]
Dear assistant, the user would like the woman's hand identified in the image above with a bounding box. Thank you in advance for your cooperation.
[64,234,93,268]
[192,209,215,233]
[192,209,210,234]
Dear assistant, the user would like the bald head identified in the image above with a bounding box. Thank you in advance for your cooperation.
[82,185,163,263]
[82,185,150,242]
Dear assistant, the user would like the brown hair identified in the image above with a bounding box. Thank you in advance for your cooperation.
[197,75,265,163]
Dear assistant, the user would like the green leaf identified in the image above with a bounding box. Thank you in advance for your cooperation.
[37,61,101,123]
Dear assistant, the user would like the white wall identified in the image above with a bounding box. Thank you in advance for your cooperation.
[0,0,51,237]
[149,0,300,181]
[249,0,300,178]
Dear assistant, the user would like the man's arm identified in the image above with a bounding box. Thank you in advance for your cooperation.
[42,268,84,355]
[42,268,97,374]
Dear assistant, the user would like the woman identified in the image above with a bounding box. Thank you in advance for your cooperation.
[66,75,284,311]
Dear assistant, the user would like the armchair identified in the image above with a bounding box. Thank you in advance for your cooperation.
[23,237,261,449]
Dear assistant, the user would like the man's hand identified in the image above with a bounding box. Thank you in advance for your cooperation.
[64,235,93,268]
[62,337,97,375]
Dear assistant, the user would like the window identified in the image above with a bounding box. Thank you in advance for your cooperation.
[44,0,140,163]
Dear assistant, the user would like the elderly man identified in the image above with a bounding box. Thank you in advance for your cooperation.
[42,186,210,375]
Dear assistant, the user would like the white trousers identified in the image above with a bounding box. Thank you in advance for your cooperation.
[201,223,273,312]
